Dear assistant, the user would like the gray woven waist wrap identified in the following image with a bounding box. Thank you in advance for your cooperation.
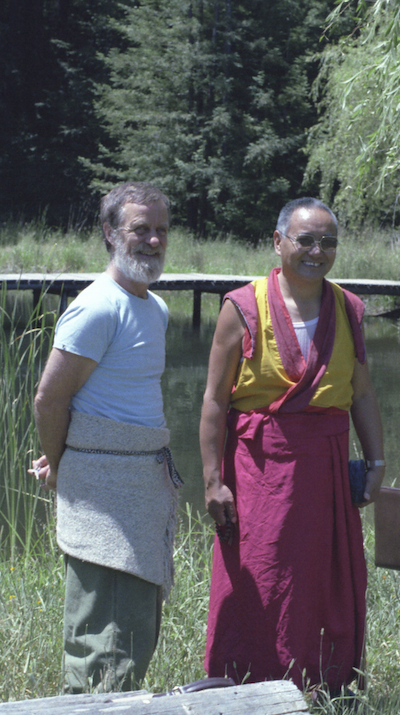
[56,411,180,600]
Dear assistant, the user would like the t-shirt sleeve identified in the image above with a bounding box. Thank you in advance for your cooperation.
[151,291,169,331]
[53,298,116,362]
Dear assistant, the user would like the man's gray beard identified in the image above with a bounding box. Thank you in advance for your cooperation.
[112,243,165,285]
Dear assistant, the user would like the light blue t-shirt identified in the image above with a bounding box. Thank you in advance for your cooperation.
[53,273,168,428]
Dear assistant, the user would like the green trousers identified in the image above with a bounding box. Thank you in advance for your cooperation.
[63,555,162,693]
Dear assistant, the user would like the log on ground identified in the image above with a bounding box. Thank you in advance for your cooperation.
[0,680,310,714]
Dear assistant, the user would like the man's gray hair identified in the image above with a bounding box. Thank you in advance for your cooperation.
[276,197,338,235]
[100,182,170,252]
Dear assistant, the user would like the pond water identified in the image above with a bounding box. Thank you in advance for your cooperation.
[163,314,400,517]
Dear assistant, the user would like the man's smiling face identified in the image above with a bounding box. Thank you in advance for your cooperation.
[274,206,337,285]
[112,199,169,285]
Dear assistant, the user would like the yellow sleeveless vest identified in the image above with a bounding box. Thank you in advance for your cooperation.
[231,278,356,412]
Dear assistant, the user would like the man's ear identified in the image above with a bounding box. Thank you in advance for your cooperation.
[273,230,282,256]
[103,222,115,248]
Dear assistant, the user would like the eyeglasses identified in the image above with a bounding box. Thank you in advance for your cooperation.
[280,231,338,253]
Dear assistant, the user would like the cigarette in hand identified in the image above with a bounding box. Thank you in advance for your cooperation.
[28,466,42,480]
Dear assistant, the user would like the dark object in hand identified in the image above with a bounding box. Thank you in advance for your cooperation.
[349,459,367,503]
[215,510,235,545]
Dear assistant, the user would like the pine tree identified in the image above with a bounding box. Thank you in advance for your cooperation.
[0,0,124,224]
[89,0,335,239]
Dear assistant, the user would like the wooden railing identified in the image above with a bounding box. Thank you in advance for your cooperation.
[1,273,400,327]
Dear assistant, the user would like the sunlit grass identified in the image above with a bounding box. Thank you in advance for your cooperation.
[0,230,107,274]
[2,498,400,709]
[163,230,277,276]
[143,505,213,692]
[332,227,400,282]
[1,219,400,281]
[0,537,64,701]
[0,504,212,702]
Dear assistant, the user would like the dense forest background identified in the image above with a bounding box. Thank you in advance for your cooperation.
[0,0,399,239]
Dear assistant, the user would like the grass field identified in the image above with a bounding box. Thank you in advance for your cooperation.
[1,502,400,713]
[1,220,400,282]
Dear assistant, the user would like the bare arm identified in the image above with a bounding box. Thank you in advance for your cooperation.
[200,300,245,524]
[33,348,97,490]
[350,357,385,506]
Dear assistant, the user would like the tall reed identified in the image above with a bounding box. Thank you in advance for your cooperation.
[0,287,56,560]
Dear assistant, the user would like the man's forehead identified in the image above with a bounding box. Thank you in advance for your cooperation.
[121,200,169,223]
[289,206,336,233]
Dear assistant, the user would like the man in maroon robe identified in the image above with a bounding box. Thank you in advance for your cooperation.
[200,198,385,696]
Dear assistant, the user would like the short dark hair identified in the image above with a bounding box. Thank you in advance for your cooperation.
[100,182,170,252]
[276,197,338,235]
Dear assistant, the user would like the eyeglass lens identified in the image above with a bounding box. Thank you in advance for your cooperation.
[296,234,337,251]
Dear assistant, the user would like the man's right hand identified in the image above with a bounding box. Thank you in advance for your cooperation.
[33,348,97,493]
[28,455,57,492]
[205,481,237,525]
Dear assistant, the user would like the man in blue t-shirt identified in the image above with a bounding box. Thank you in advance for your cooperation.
[31,182,182,693]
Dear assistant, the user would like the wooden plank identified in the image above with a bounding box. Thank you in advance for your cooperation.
[0,691,147,714]
[2,272,399,326]
[1,272,400,296]
[0,681,310,714]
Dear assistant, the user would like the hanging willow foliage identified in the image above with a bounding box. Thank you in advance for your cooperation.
[304,0,400,226]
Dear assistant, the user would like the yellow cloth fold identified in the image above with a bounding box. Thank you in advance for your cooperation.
[231,278,356,412]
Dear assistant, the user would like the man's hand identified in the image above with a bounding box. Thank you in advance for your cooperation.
[205,481,237,525]
[351,358,385,508]
[357,464,385,508]
[28,455,57,492]
[200,300,244,526]
[34,348,97,482]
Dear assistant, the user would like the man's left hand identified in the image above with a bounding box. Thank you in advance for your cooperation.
[357,465,385,507]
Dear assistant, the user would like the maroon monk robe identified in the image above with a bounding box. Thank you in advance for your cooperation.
[205,270,367,691]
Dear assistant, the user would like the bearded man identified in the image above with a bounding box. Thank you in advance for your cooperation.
[32,182,182,692]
